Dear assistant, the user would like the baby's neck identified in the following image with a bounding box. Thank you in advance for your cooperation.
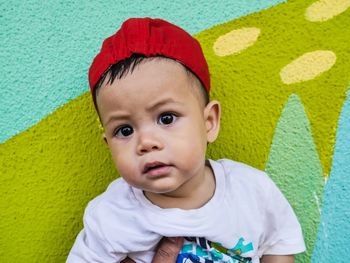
[144,163,216,210]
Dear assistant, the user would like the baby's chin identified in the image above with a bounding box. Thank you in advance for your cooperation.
[142,185,181,196]
[125,179,179,195]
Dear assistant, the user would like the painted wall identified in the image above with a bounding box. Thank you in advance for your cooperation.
[1,0,349,262]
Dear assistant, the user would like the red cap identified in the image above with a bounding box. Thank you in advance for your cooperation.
[88,17,210,96]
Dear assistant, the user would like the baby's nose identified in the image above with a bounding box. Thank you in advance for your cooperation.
[136,132,163,154]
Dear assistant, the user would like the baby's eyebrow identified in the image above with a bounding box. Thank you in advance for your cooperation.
[104,113,130,127]
[146,98,184,112]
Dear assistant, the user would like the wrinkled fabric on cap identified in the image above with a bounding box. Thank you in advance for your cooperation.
[88,17,210,98]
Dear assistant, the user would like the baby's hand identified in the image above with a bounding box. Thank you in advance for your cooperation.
[120,237,184,263]
[152,237,183,263]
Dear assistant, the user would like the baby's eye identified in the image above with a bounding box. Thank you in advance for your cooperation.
[158,112,177,125]
[115,125,134,137]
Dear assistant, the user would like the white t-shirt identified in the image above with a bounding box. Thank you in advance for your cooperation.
[67,159,305,263]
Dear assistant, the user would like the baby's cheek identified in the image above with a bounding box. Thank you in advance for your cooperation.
[114,154,129,173]
[179,139,205,169]
[108,150,128,175]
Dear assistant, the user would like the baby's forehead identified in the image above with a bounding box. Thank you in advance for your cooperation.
[133,58,207,104]
[112,57,202,90]
[96,57,207,114]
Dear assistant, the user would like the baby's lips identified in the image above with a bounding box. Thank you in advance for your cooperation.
[142,161,168,173]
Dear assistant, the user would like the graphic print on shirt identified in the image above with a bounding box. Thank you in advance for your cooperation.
[177,237,254,263]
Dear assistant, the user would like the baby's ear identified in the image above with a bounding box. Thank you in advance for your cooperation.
[102,133,108,145]
[204,100,221,143]
[97,118,108,145]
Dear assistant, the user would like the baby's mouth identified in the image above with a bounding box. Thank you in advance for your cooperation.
[142,161,171,174]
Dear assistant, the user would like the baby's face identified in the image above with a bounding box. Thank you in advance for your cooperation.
[96,59,213,197]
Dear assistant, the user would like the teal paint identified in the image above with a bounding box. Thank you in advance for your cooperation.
[1,0,286,143]
[265,94,324,262]
[311,88,350,262]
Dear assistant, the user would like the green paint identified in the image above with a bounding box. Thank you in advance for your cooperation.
[0,93,117,262]
[312,89,350,262]
[266,94,324,262]
[1,0,349,261]
[199,0,350,175]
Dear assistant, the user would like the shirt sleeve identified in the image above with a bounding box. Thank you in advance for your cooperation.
[66,204,127,263]
[258,174,306,256]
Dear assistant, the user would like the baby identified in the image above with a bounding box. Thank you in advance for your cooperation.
[67,18,305,263]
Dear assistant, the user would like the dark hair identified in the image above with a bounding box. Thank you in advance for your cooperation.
[93,53,209,106]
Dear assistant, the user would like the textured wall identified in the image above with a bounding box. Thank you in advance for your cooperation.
[1,0,349,262]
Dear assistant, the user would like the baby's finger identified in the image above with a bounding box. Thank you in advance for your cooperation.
[152,237,184,263]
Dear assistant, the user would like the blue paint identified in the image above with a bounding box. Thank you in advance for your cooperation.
[1,0,286,142]
[311,88,350,262]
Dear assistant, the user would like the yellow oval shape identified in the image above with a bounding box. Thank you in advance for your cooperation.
[213,27,260,57]
[305,0,350,22]
[280,50,336,84]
